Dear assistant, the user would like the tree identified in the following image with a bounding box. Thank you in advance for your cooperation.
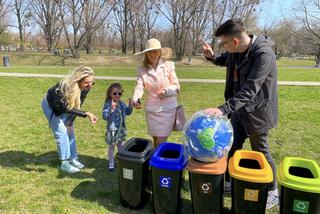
[113,0,131,54]
[30,0,62,52]
[156,0,208,60]
[83,0,117,54]
[136,0,158,51]
[287,0,320,67]
[13,0,31,51]
[0,0,10,37]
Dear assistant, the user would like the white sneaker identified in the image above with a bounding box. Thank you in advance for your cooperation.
[266,189,279,209]
[70,159,85,169]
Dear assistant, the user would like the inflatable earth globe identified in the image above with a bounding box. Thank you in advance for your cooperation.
[183,110,234,162]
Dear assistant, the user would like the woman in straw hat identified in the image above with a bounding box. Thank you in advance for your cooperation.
[41,66,98,173]
[132,38,180,147]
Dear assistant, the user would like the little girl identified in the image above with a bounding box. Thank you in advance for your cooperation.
[102,83,133,171]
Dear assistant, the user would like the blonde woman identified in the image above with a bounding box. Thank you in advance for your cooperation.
[41,67,98,173]
[133,38,180,148]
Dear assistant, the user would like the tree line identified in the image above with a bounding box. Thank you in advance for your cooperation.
[0,0,319,67]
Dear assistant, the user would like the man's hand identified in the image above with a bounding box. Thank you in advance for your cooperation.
[201,39,214,59]
[204,108,223,116]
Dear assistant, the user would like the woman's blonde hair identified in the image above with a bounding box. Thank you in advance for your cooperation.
[58,66,94,110]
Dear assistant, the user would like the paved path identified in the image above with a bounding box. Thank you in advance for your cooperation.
[0,72,320,86]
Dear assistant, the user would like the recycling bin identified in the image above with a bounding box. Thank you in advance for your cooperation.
[3,56,10,67]
[277,157,320,214]
[149,142,188,214]
[117,137,153,209]
[187,157,227,214]
[228,150,273,214]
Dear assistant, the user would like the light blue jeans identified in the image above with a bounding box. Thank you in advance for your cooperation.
[41,98,78,161]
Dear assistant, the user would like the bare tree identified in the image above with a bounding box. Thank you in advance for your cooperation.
[156,0,207,60]
[287,0,320,67]
[136,0,158,51]
[30,0,61,52]
[225,0,260,23]
[13,0,31,51]
[190,0,211,56]
[83,0,117,54]
[0,0,11,37]
[113,0,130,54]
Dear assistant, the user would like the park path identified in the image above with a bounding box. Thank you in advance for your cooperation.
[0,72,320,86]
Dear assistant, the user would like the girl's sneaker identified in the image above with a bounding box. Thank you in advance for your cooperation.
[70,159,85,169]
[60,161,80,173]
[108,162,115,172]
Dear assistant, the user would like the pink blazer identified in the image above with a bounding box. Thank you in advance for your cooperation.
[133,59,180,112]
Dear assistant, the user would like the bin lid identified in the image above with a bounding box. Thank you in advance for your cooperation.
[277,157,320,193]
[187,157,227,175]
[149,142,188,171]
[228,150,273,183]
[117,137,153,162]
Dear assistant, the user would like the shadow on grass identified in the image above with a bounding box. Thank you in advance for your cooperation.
[0,151,229,213]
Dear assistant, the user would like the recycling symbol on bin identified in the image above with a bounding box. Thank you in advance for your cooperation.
[160,176,171,188]
[200,182,212,194]
[293,199,309,213]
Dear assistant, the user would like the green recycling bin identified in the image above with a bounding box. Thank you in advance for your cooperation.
[277,157,320,214]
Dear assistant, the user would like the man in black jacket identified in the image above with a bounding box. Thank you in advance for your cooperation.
[202,19,278,209]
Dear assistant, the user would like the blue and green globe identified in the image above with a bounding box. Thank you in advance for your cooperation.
[183,110,234,162]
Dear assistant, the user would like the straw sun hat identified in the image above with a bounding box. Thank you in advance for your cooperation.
[134,38,172,59]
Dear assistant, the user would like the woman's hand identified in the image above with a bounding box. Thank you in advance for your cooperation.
[86,112,98,124]
[133,99,142,109]
[159,89,167,99]
[128,98,133,108]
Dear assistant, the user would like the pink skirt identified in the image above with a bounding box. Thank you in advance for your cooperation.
[145,108,176,137]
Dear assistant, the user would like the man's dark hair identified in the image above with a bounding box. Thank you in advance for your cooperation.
[214,19,245,37]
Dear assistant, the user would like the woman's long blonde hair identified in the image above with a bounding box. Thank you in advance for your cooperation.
[58,66,94,110]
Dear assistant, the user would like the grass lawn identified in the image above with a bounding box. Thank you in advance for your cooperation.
[0,66,320,82]
[0,75,319,213]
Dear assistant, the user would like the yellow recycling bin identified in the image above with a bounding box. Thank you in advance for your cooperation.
[229,150,273,214]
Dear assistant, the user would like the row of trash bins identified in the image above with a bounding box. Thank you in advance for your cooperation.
[117,138,320,214]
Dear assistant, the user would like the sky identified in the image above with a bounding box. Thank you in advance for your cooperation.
[257,0,295,27]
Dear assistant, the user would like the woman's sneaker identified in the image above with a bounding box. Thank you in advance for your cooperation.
[60,161,80,173]
[70,159,85,169]
[266,189,279,209]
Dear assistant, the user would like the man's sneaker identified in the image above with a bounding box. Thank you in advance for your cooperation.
[60,161,80,173]
[70,159,85,169]
[224,181,231,194]
[266,189,279,209]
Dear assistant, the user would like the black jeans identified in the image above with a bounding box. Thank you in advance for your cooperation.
[226,112,277,191]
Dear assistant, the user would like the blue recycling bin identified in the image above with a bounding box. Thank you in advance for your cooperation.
[117,137,153,209]
[149,142,188,214]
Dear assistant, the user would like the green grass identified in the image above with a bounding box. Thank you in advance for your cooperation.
[0,76,319,213]
[0,66,320,82]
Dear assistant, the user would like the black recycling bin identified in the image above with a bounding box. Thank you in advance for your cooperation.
[3,56,10,67]
[117,137,153,209]
[149,142,188,214]
[277,157,320,214]
[229,150,273,214]
[187,157,227,214]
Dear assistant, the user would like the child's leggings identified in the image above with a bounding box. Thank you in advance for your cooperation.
[108,141,124,167]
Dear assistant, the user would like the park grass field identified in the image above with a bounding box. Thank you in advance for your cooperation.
[0,59,319,213]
